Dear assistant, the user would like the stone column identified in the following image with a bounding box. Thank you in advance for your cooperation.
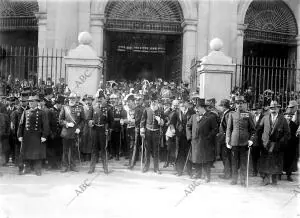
[36,12,47,50]
[197,0,209,58]
[64,32,103,96]
[296,36,300,91]
[90,14,105,57]
[198,38,235,103]
[235,23,247,87]
[182,19,197,83]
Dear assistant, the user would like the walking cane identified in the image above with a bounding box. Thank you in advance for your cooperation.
[76,134,82,167]
[183,145,191,173]
[246,146,252,188]
[141,136,144,171]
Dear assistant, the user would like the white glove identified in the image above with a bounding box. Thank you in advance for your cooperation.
[75,128,80,134]
[155,116,161,123]
[18,137,23,142]
[140,128,145,137]
[120,119,124,125]
[41,137,47,143]
[67,122,74,128]
[226,143,232,149]
[248,140,253,147]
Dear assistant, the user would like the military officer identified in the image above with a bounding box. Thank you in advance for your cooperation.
[140,94,164,174]
[226,96,256,186]
[59,93,85,172]
[88,91,112,174]
[17,95,49,176]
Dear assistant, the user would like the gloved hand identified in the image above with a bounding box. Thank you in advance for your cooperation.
[88,120,94,128]
[140,128,145,138]
[41,137,47,143]
[75,128,80,134]
[105,129,109,136]
[18,137,23,142]
[120,119,124,125]
[226,143,232,149]
[248,140,253,147]
[66,122,74,128]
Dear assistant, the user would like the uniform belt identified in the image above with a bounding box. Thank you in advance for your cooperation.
[95,124,104,127]
[146,127,159,131]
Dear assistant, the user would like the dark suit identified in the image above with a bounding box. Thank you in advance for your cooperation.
[252,112,264,176]
[258,113,290,182]
[175,108,195,174]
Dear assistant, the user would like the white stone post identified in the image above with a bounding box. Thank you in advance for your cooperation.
[90,14,105,57]
[198,38,236,103]
[64,32,103,97]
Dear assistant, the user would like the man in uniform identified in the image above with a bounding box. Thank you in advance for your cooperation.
[140,94,164,174]
[59,93,85,172]
[17,95,49,176]
[226,96,256,186]
[88,91,112,174]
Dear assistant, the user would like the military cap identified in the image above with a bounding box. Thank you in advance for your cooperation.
[68,92,78,99]
[28,95,40,102]
[95,90,106,99]
[110,93,118,99]
[235,95,246,103]
[252,102,263,110]
[269,101,280,108]
[82,94,94,101]
[124,94,135,101]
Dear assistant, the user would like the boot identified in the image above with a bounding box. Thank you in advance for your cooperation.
[287,175,293,182]
[271,175,278,185]
[88,166,95,174]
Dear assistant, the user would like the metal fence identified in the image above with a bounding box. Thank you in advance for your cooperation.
[0,45,67,85]
[233,56,299,108]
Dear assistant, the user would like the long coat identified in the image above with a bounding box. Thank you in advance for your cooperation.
[17,108,49,160]
[257,114,290,174]
[283,120,298,173]
[0,109,10,165]
[81,104,94,154]
[186,111,218,164]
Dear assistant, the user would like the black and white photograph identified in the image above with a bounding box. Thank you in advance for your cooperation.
[0,0,299,217]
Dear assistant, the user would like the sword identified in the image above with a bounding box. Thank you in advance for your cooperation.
[246,146,251,188]
[183,145,191,173]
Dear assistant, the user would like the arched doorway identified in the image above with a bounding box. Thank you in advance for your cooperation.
[241,0,298,106]
[0,0,39,80]
[103,0,184,82]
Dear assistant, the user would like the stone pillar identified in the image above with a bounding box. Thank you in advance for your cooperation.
[90,14,105,57]
[235,23,247,87]
[36,13,47,49]
[197,1,209,58]
[64,32,103,96]
[182,19,197,83]
[198,38,235,103]
[296,36,300,91]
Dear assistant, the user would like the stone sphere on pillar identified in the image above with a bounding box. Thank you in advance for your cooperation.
[78,31,92,45]
[209,38,223,51]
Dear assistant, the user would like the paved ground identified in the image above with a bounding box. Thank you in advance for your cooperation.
[0,159,299,218]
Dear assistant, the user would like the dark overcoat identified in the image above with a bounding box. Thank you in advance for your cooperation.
[81,104,94,153]
[0,109,10,165]
[17,108,49,160]
[257,114,290,174]
[186,111,218,164]
[283,120,298,173]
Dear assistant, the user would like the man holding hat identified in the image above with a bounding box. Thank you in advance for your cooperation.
[257,100,290,186]
[17,95,49,176]
[140,93,164,174]
[186,99,218,182]
[59,92,85,173]
[88,90,112,174]
[226,95,255,186]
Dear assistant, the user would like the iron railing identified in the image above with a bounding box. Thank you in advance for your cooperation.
[0,16,38,31]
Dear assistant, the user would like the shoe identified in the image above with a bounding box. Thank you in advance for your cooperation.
[142,168,149,173]
[154,170,162,175]
[35,170,42,176]
[104,167,109,175]
[128,166,134,170]
[163,163,169,168]
[191,173,202,179]
[241,181,246,187]
[219,175,231,180]
[176,172,183,177]
[261,178,270,186]
[61,167,69,173]
[88,168,95,174]
[205,177,210,183]
[278,174,282,180]
[230,181,237,185]
[287,176,293,182]
[70,167,79,172]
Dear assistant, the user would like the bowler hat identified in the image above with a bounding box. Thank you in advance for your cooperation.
[287,100,298,108]
[219,99,230,108]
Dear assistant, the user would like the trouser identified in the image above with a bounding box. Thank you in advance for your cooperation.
[220,143,232,177]
[111,130,121,158]
[127,127,136,166]
[90,127,107,170]
[14,140,24,170]
[144,129,160,171]
[231,146,248,183]
[47,137,62,168]
[62,138,77,169]
[24,159,42,172]
[165,136,176,165]
[175,135,191,174]
[194,162,211,179]
[251,146,260,175]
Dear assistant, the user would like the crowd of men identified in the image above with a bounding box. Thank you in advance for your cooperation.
[0,77,298,187]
